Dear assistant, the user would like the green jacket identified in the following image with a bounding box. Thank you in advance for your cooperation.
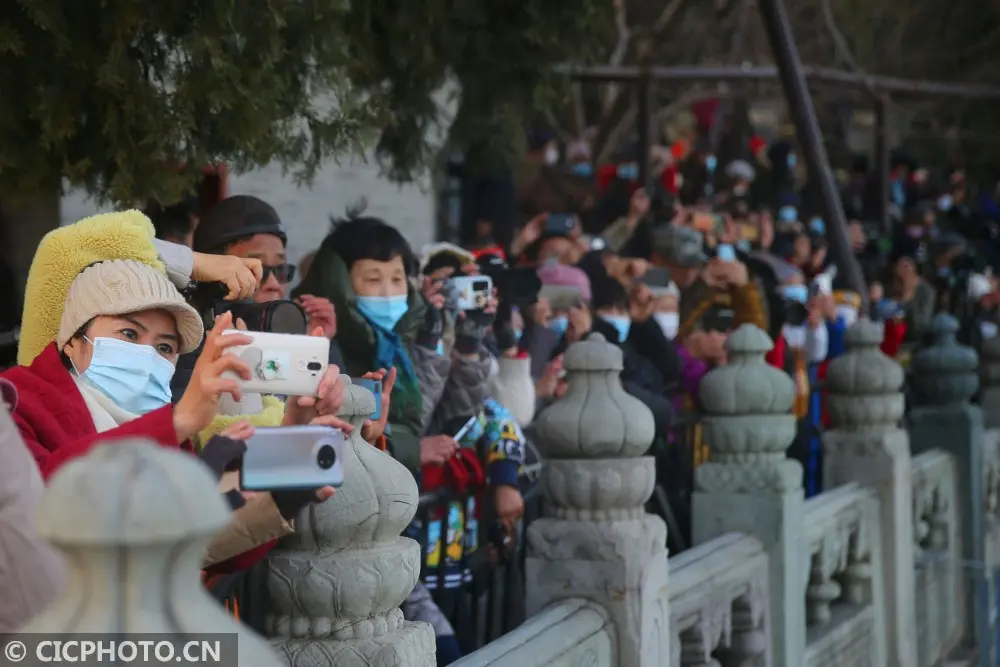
[292,241,426,472]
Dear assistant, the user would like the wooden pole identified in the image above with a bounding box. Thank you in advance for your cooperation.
[637,71,653,187]
[875,98,892,236]
[757,0,868,307]
[556,64,1000,100]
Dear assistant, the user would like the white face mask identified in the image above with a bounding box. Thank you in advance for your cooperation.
[982,322,999,340]
[782,324,806,350]
[835,305,858,328]
[544,145,560,166]
[654,312,679,339]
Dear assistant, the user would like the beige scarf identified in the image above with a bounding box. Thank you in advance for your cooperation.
[73,376,139,433]
[72,376,241,495]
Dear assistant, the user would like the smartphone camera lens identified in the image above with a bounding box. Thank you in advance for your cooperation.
[307,361,322,371]
[317,444,337,470]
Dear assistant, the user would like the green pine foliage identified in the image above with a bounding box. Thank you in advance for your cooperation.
[0,0,611,204]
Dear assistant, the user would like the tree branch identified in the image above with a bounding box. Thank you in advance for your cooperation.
[601,0,632,114]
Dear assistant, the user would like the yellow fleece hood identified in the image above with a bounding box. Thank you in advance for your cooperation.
[18,210,163,365]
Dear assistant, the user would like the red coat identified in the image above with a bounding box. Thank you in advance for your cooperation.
[2,343,188,480]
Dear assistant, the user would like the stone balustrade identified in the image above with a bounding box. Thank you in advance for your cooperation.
[824,320,915,667]
[691,324,804,667]
[14,439,284,667]
[802,483,886,667]
[15,323,1000,667]
[526,332,669,667]
[907,313,985,658]
[910,449,963,666]
[669,533,770,667]
[447,600,614,667]
[265,377,434,667]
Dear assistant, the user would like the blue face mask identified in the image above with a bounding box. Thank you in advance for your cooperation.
[778,206,798,223]
[779,284,808,304]
[78,337,174,414]
[787,154,797,169]
[571,163,593,177]
[617,163,639,181]
[357,294,409,331]
[601,315,632,342]
[891,180,906,207]
[514,328,523,343]
[705,155,718,172]
[548,315,569,335]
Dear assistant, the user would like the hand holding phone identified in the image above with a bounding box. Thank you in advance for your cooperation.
[359,368,396,443]
[451,275,493,311]
[545,213,577,236]
[716,244,736,262]
[240,425,346,491]
[352,378,383,420]
[221,330,330,396]
[692,212,715,233]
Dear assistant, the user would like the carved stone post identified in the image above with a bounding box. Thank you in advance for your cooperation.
[691,324,805,667]
[266,379,435,666]
[18,439,283,666]
[824,321,916,667]
[525,333,670,667]
[909,313,983,649]
[980,335,1000,429]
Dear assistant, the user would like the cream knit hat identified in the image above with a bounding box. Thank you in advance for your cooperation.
[57,259,204,354]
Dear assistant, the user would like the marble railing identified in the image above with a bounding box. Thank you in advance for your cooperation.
[983,430,1000,578]
[802,483,886,667]
[448,599,614,667]
[911,449,963,667]
[669,533,771,667]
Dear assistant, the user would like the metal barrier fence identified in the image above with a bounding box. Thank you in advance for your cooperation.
[414,461,544,653]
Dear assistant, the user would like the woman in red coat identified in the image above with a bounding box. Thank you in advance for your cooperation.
[3,258,342,572]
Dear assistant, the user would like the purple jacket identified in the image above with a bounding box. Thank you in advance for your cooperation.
[674,341,709,413]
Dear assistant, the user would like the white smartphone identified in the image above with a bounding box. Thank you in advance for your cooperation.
[221,330,329,396]
[240,425,345,491]
[451,275,493,311]
[812,273,833,296]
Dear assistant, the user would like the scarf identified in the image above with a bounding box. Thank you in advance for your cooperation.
[366,317,416,381]
[73,376,139,432]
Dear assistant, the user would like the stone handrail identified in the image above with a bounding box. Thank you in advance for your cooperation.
[984,431,1000,521]
[802,483,887,667]
[669,533,771,667]
[448,599,614,667]
[910,448,963,666]
[16,439,283,667]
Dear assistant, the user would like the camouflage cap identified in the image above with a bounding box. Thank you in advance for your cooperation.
[653,226,709,268]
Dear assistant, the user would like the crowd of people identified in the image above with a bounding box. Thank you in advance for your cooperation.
[2,121,1000,665]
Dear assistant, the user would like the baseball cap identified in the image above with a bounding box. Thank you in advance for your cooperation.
[193,195,286,254]
[653,226,709,268]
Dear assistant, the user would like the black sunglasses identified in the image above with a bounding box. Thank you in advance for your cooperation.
[262,263,297,283]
